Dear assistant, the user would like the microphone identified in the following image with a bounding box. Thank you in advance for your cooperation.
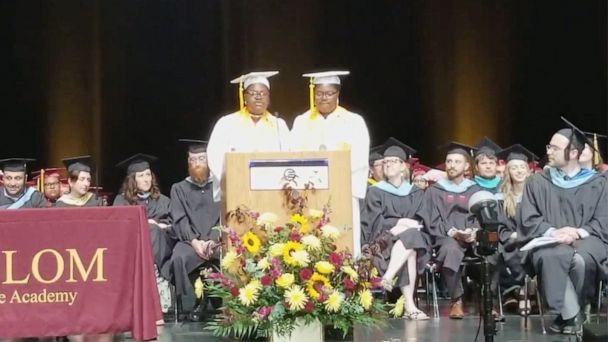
[468,190,500,231]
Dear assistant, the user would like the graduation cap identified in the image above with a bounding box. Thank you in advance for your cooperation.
[442,141,475,158]
[0,158,36,172]
[31,168,66,180]
[412,163,432,177]
[496,144,538,163]
[382,137,417,161]
[302,71,350,114]
[62,155,92,174]
[369,145,384,166]
[474,137,501,157]
[116,153,158,175]
[179,139,208,154]
[230,71,279,112]
[557,116,594,152]
[583,130,607,165]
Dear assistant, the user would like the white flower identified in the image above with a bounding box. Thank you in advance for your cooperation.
[257,257,270,271]
[321,224,340,240]
[290,250,311,267]
[257,212,278,227]
[301,235,322,251]
[308,209,324,219]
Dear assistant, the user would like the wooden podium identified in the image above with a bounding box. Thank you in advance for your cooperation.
[222,150,353,252]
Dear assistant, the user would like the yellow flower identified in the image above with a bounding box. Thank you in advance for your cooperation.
[306,272,332,300]
[283,241,305,266]
[341,266,359,282]
[291,213,309,234]
[269,243,285,257]
[321,224,340,240]
[257,212,278,227]
[308,209,324,219]
[389,296,405,317]
[301,235,322,251]
[242,231,261,254]
[324,291,344,312]
[290,250,310,267]
[194,277,204,299]
[359,289,373,310]
[370,267,379,278]
[276,273,295,288]
[221,250,239,270]
[257,257,270,271]
[284,285,308,311]
[238,286,258,306]
[315,261,335,274]
[247,279,262,292]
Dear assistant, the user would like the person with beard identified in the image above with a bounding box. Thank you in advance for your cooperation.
[419,142,483,319]
[31,168,67,207]
[290,71,370,257]
[473,137,502,193]
[161,139,220,322]
[0,158,46,209]
[361,141,430,320]
[207,71,290,202]
[55,156,101,207]
[114,154,174,317]
[518,120,608,335]
[494,144,537,316]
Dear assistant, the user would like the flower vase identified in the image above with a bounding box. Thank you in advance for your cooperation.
[270,318,323,342]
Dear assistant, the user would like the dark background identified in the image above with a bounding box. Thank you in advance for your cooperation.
[2,0,606,194]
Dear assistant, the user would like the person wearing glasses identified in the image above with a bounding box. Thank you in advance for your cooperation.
[30,168,67,207]
[290,71,370,258]
[161,139,221,322]
[207,71,290,202]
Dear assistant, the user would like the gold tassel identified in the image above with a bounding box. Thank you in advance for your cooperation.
[238,79,245,113]
[309,77,316,118]
[593,133,601,166]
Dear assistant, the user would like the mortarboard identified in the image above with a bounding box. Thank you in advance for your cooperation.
[302,70,349,114]
[474,137,501,157]
[116,153,158,175]
[557,116,594,152]
[230,71,279,112]
[369,145,384,166]
[179,139,208,154]
[442,141,476,158]
[0,158,36,173]
[382,137,417,161]
[62,156,93,174]
[496,144,538,163]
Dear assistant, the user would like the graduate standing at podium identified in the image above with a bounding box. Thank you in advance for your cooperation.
[207,71,290,202]
[290,71,370,258]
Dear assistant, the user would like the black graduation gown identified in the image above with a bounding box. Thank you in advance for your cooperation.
[54,194,101,207]
[518,169,608,308]
[0,187,47,209]
[495,197,527,286]
[113,194,175,269]
[161,178,220,297]
[361,185,430,287]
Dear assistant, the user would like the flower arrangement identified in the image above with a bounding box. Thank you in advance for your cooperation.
[204,206,387,340]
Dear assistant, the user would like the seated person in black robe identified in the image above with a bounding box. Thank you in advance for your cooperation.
[472,137,502,193]
[114,153,175,315]
[31,168,67,207]
[55,156,101,207]
[361,141,430,320]
[419,142,482,319]
[494,144,537,315]
[518,121,608,335]
[161,139,220,322]
[0,158,46,209]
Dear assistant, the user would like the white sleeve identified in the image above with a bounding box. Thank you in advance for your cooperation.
[277,118,291,151]
[207,116,229,202]
[288,115,304,151]
[349,114,370,199]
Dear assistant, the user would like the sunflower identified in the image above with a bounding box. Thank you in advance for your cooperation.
[301,235,322,251]
[341,266,359,282]
[315,261,335,274]
[324,291,344,312]
[306,272,332,300]
[241,231,261,254]
[282,241,304,266]
[238,286,259,306]
[359,289,373,310]
[290,214,309,234]
[276,273,295,288]
[284,285,308,311]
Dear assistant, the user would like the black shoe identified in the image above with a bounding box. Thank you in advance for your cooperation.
[562,311,585,335]
[550,315,567,333]
[188,301,206,322]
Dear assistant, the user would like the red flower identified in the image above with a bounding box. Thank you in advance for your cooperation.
[328,252,342,267]
[261,275,272,286]
[304,301,314,313]
[289,231,301,242]
[299,268,313,281]
[343,277,356,290]
[258,306,272,320]
[230,286,239,297]
[370,277,383,289]
[274,226,284,233]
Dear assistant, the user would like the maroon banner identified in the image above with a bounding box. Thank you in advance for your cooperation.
[0,206,161,340]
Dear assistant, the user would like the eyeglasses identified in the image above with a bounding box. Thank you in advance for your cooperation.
[383,159,402,165]
[44,182,60,187]
[314,91,338,98]
[188,156,207,163]
[546,144,565,152]
[245,90,269,97]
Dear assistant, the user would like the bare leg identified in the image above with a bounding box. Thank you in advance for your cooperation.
[402,251,420,313]
[382,240,414,283]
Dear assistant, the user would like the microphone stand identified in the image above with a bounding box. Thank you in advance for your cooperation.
[475,230,497,342]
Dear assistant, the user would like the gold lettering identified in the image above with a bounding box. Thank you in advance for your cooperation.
[31,249,64,284]
[10,290,21,303]
[66,248,107,282]
[0,293,6,303]
[47,292,55,302]
[68,292,77,306]
[3,251,30,284]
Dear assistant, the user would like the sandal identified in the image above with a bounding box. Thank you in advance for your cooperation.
[404,310,430,320]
